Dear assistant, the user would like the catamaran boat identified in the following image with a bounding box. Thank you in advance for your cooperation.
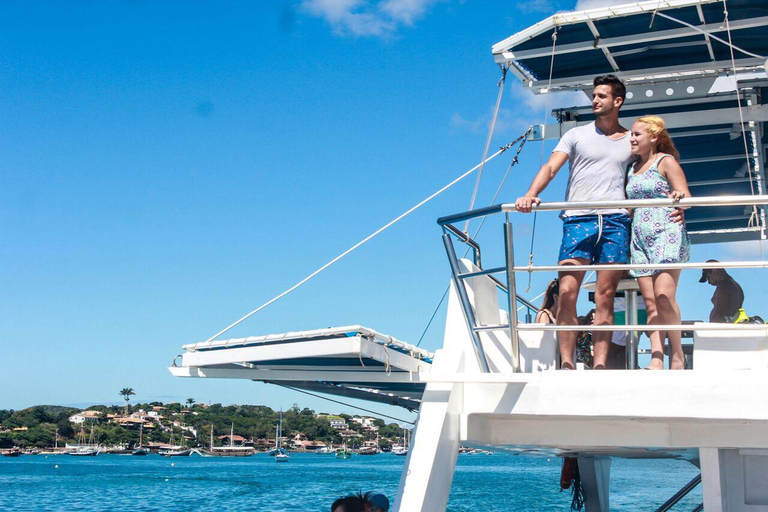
[169,0,768,509]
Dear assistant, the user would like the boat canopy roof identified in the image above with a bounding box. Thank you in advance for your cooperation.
[493,0,768,92]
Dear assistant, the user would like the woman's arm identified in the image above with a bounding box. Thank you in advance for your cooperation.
[659,156,692,201]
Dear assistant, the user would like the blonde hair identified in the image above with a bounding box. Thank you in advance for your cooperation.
[636,115,680,161]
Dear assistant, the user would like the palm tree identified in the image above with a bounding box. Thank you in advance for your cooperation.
[119,388,135,416]
[186,398,196,408]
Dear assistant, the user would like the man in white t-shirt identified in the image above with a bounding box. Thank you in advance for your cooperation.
[515,75,684,370]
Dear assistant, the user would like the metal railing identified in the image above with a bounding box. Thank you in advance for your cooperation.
[438,195,768,373]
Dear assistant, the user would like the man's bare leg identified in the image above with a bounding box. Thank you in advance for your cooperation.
[557,258,590,369]
[592,269,624,369]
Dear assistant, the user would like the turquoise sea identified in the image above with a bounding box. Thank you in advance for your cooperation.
[1,452,702,511]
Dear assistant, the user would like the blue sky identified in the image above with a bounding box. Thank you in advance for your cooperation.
[2,1,766,419]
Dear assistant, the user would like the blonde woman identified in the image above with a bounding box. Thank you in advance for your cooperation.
[627,115,691,370]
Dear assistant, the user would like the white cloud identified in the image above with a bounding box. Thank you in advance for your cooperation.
[301,0,438,37]
[380,0,435,24]
[516,0,557,14]
[574,0,620,10]
[508,82,589,123]
[450,112,486,132]
[450,107,531,136]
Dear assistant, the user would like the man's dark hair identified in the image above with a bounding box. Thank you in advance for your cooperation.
[593,74,626,102]
[331,493,368,512]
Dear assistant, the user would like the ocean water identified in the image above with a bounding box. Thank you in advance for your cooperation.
[1,453,702,511]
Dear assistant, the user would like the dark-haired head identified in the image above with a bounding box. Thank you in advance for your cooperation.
[578,309,596,325]
[593,74,626,102]
[541,278,559,311]
[331,492,371,512]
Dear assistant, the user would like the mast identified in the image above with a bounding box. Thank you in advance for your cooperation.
[210,425,214,449]
[230,423,234,448]
[139,423,143,447]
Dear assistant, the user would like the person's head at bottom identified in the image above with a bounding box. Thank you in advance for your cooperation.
[331,495,366,512]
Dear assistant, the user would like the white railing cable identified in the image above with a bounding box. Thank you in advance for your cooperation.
[202,134,529,344]
[501,195,768,212]
[518,324,768,332]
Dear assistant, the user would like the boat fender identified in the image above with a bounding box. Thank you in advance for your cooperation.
[559,457,585,511]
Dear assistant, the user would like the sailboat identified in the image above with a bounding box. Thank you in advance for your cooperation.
[273,410,289,463]
[392,428,409,456]
[159,430,191,457]
[68,424,100,456]
[205,423,254,457]
[132,423,148,455]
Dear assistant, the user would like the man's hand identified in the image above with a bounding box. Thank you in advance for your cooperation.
[669,207,685,224]
[515,196,541,213]
[666,191,686,225]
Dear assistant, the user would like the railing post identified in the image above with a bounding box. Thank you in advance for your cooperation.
[626,289,639,370]
[503,216,521,373]
[442,232,491,373]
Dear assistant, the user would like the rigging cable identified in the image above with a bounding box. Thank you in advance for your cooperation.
[464,67,509,234]
[417,130,532,347]
[526,26,559,293]
[650,3,766,257]
[719,0,766,261]
[205,134,529,345]
[653,11,765,60]
[273,383,415,423]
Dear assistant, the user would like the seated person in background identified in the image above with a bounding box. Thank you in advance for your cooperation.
[576,309,595,369]
[700,260,745,322]
[535,278,559,324]
[607,294,647,369]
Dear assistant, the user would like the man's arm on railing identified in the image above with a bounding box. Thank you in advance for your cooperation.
[515,151,569,213]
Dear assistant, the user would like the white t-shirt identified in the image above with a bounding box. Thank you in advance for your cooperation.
[553,122,634,217]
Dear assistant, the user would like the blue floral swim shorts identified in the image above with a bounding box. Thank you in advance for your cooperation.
[558,214,631,264]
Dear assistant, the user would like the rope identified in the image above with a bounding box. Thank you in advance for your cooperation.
[202,139,523,344]
[719,0,766,260]
[653,11,765,60]
[273,383,415,423]
[464,67,508,234]
[416,286,450,347]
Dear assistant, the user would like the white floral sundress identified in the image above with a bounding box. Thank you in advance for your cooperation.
[626,154,690,278]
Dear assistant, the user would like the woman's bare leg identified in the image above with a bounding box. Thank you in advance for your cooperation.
[638,276,664,369]
[653,270,684,369]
